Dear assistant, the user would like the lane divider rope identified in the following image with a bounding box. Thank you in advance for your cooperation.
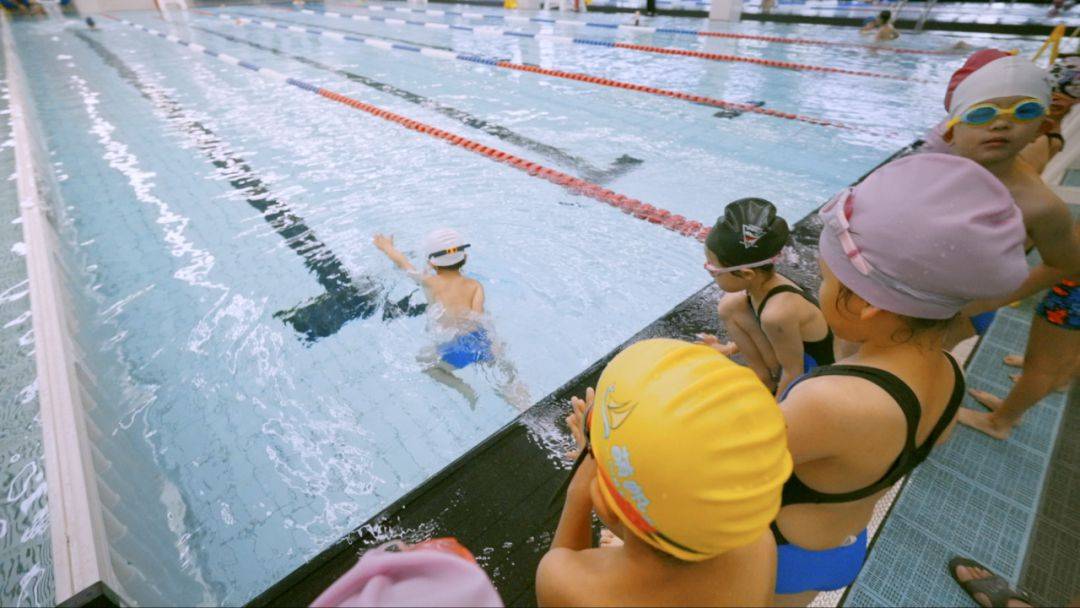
[207,10,888,135]
[356,0,958,56]
[291,6,923,82]
[104,14,714,241]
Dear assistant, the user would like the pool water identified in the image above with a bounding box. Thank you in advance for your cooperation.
[9,5,1042,605]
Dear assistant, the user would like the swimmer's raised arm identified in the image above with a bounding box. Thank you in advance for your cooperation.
[373,234,418,274]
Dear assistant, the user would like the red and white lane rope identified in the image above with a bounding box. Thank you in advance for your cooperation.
[289,6,927,82]
[203,11,892,136]
[105,14,715,242]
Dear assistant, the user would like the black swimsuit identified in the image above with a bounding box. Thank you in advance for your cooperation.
[771,352,965,545]
[748,284,836,367]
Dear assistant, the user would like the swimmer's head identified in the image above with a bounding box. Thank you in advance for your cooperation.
[704,198,789,293]
[943,51,1052,162]
[587,339,791,561]
[878,10,891,22]
[424,228,470,270]
[817,154,1027,342]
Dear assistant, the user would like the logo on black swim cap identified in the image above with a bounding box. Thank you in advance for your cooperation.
[741,224,765,249]
[706,198,790,267]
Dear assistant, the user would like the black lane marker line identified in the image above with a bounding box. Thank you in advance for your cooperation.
[714,100,765,119]
[192,20,644,183]
[76,30,426,344]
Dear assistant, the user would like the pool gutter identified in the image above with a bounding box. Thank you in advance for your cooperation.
[1,13,123,608]
[251,140,921,606]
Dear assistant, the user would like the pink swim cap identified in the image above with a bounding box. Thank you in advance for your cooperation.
[818,153,1028,320]
[310,539,503,607]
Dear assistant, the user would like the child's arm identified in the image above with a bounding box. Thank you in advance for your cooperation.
[760,303,807,398]
[536,392,597,607]
[1028,194,1080,276]
[373,234,418,274]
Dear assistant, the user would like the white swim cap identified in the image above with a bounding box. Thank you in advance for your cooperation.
[424,228,470,267]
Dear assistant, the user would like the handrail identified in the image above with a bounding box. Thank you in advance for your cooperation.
[1,13,121,607]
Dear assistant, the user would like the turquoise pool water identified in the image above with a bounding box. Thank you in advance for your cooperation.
[8,5,1043,605]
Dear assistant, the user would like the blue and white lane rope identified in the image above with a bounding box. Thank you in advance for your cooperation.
[286,7,919,81]
[354,0,956,55]
[104,14,714,241]
[203,11,883,133]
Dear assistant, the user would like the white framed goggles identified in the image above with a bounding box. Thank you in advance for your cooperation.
[704,253,783,276]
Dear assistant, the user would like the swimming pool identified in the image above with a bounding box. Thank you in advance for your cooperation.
[7,4,1043,605]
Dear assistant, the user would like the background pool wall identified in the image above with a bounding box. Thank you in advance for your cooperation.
[4,14,214,607]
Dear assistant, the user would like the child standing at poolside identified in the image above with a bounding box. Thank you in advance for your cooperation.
[536,339,792,607]
[375,228,528,410]
[702,198,834,397]
[771,154,1029,605]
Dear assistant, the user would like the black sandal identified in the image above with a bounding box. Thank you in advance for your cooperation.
[948,557,1032,608]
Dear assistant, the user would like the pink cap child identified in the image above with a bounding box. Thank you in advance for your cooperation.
[818,153,1029,319]
[311,538,503,608]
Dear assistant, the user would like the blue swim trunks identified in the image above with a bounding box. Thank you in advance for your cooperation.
[437,329,495,369]
[969,310,997,336]
[1036,279,1080,331]
[775,529,868,594]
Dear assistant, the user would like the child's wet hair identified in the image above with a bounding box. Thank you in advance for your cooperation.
[836,285,953,342]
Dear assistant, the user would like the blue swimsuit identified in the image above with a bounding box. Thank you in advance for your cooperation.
[437,329,494,369]
[773,354,964,594]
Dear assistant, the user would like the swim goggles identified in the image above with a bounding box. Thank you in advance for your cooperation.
[703,254,783,276]
[427,243,470,260]
[946,98,1046,130]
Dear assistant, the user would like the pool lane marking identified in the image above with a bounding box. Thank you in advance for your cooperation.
[188,23,643,185]
[76,28,428,342]
[292,6,924,82]
[355,1,958,56]
[108,15,713,244]
[207,11,882,135]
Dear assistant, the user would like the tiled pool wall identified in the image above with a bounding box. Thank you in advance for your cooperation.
[2,16,220,605]
[0,42,54,608]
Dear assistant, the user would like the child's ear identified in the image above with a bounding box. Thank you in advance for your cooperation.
[858,305,884,322]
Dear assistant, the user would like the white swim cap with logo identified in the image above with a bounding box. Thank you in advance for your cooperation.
[424,228,470,267]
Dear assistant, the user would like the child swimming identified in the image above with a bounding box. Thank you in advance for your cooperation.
[772,154,1029,605]
[374,228,528,410]
[536,338,792,607]
[703,198,834,396]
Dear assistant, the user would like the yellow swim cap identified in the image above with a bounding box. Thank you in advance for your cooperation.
[589,338,792,561]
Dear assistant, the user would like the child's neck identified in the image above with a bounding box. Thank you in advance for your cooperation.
[980,154,1021,181]
[435,268,461,277]
[746,272,781,301]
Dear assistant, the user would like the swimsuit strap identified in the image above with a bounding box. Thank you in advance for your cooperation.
[781,359,964,506]
[910,352,964,466]
[754,284,818,319]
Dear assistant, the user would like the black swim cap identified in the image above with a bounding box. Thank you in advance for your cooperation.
[705,198,789,267]
[879,10,891,21]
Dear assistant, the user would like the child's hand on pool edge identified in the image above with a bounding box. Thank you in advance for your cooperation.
[566,387,594,458]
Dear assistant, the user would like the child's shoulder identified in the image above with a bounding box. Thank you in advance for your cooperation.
[536,548,611,605]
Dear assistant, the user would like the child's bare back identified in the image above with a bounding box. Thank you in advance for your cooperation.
[421,272,484,328]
